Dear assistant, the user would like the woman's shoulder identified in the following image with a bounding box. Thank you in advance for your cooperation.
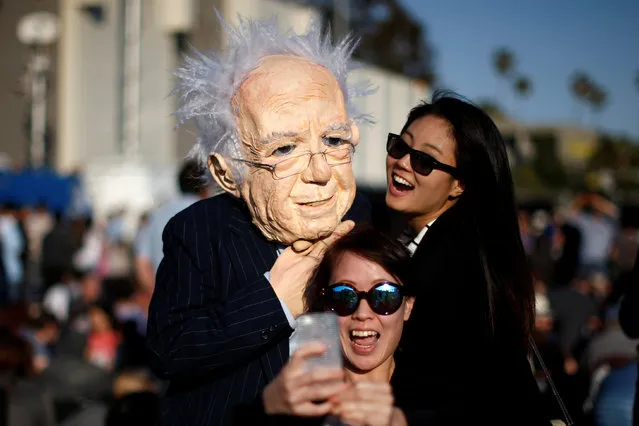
[412,217,480,271]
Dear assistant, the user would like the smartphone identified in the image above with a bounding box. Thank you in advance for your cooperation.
[290,311,343,371]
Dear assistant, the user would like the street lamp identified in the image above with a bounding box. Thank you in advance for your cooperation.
[16,11,59,169]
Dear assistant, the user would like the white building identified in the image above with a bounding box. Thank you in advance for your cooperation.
[4,0,429,230]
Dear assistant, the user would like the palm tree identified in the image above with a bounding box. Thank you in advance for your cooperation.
[493,47,516,101]
[587,85,607,111]
[569,71,593,124]
[586,83,608,127]
[514,76,532,97]
[513,75,532,119]
[493,47,516,77]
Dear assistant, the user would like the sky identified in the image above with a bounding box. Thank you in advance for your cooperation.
[400,0,639,140]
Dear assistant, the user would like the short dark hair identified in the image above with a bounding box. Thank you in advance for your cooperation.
[0,328,33,377]
[304,225,413,312]
[27,311,59,330]
[178,159,205,195]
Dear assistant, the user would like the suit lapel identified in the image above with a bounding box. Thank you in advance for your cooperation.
[411,203,463,259]
[223,197,289,381]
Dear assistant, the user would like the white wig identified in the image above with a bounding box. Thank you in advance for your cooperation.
[172,14,374,182]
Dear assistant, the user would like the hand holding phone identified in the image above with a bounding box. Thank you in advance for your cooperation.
[262,312,346,418]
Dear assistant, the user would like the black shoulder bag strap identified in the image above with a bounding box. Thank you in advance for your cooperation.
[529,336,574,426]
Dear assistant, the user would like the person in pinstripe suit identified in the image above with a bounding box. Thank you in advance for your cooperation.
[146,15,373,426]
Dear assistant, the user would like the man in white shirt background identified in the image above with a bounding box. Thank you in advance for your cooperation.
[134,160,209,293]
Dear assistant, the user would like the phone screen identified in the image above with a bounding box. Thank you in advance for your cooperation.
[290,311,343,371]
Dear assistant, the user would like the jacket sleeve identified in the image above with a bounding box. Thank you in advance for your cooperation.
[146,214,291,381]
[345,192,372,224]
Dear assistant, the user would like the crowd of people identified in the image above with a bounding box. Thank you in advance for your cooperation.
[0,12,637,426]
[0,197,157,425]
[521,192,639,425]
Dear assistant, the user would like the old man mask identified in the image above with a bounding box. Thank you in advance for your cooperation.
[173,16,373,245]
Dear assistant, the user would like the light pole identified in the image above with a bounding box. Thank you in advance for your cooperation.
[122,0,142,159]
[16,11,59,169]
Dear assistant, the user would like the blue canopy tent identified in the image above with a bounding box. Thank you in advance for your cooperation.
[0,168,77,215]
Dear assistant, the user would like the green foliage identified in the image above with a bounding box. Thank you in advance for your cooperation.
[568,70,609,113]
[476,98,506,118]
[297,0,437,83]
[514,75,532,98]
[493,47,516,77]
[586,133,639,195]
[512,162,544,190]
[587,136,618,171]
[530,133,568,188]
[589,133,639,170]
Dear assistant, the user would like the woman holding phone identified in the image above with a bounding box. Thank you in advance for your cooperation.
[384,91,551,425]
[243,226,416,425]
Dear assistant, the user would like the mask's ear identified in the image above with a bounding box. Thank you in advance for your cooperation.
[209,154,240,198]
[350,122,360,148]
[448,178,464,201]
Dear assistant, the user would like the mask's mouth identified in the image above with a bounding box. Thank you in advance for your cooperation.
[298,194,335,207]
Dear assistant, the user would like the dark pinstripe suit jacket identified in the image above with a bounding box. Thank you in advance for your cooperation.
[147,192,370,426]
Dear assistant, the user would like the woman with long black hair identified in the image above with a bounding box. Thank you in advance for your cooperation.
[385,91,552,425]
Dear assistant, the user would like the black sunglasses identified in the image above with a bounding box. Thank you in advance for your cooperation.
[386,133,460,178]
[322,282,407,316]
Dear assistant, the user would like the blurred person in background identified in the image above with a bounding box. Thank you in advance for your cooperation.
[518,209,535,256]
[618,250,639,426]
[565,191,619,277]
[63,368,155,426]
[102,239,133,280]
[583,303,638,426]
[113,285,150,370]
[105,209,126,246]
[42,268,101,329]
[40,213,83,293]
[24,203,53,264]
[608,213,639,312]
[551,222,582,289]
[23,202,53,296]
[14,207,30,301]
[548,273,599,379]
[72,216,105,277]
[133,212,150,268]
[134,159,208,293]
[65,169,93,223]
[383,92,550,424]
[0,204,25,303]
[84,304,121,372]
[528,210,558,288]
[18,312,60,374]
[0,238,7,305]
[609,216,639,280]
[0,328,55,426]
[531,290,583,422]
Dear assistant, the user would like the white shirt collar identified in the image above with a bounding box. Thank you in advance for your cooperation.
[404,218,437,256]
